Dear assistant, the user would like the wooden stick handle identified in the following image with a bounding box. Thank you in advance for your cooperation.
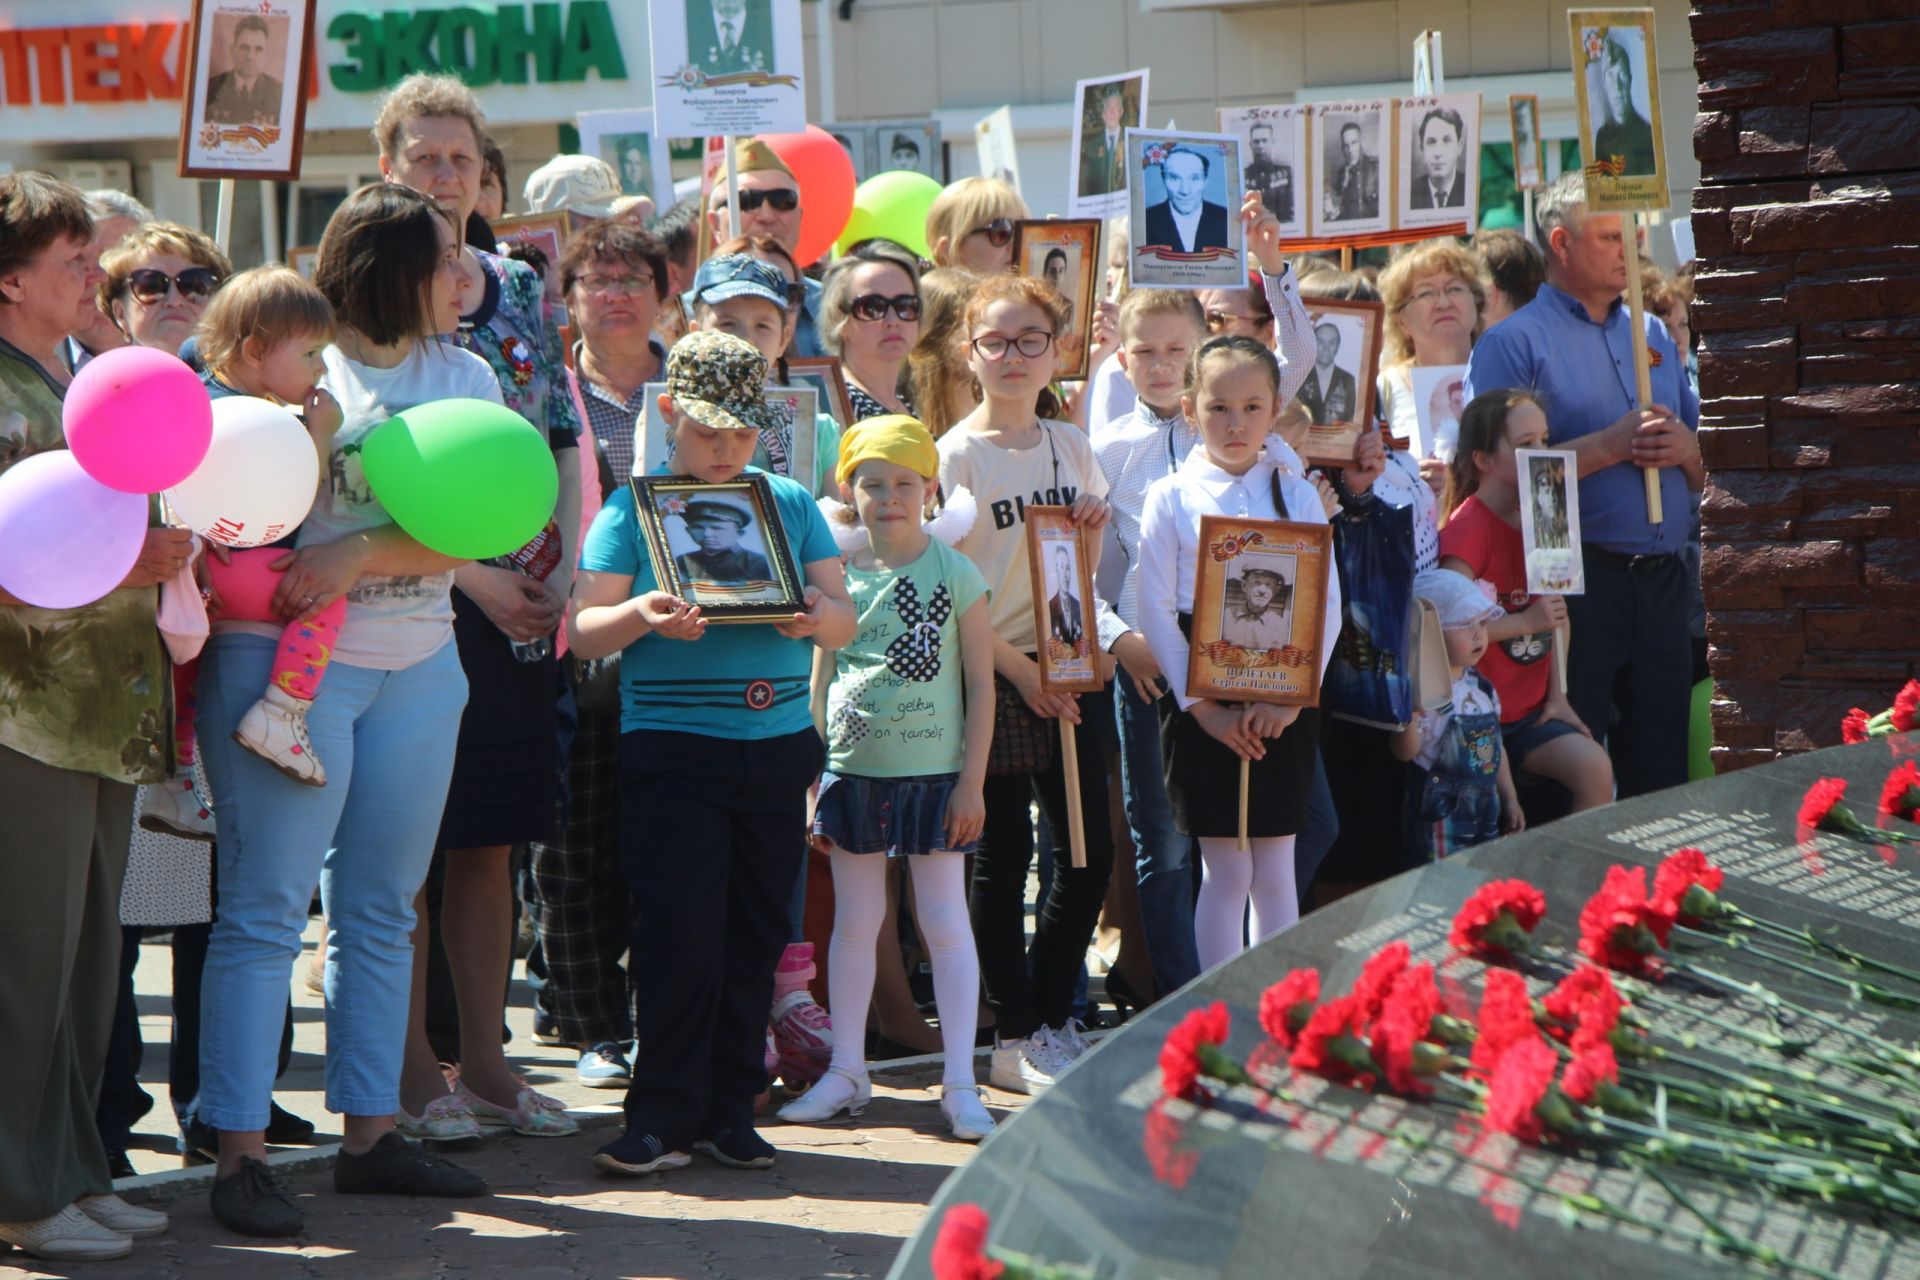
[1061,720,1087,869]
[1620,213,1663,524]
[1553,622,1570,697]
[1237,757,1251,852]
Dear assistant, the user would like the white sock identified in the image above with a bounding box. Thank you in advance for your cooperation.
[825,848,886,1080]
[908,853,979,1092]
[1195,834,1300,968]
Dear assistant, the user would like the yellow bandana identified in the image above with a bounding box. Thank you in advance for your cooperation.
[834,414,939,486]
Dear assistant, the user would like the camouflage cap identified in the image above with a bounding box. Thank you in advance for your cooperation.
[662,330,780,436]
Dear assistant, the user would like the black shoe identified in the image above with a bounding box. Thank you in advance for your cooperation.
[592,1131,692,1177]
[210,1156,303,1238]
[334,1132,487,1198]
[180,1116,218,1165]
[105,1150,136,1180]
[693,1124,776,1170]
[531,1010,565,1047]
[266,1102,316,1147]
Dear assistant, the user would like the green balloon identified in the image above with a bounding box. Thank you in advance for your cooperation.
[359,398,558,559]
[835,169,943,258]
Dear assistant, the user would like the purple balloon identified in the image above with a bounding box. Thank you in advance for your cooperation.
[0,450,151,609]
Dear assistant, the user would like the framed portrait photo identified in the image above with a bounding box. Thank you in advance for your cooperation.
[1012,219,1101,380]
[492,213,574,271]
[1217,105,1308,239]
[638,384,819,492]
[1187,518,1333,707]
[1396,93,1482,231]
[1408,362,1468,462]
[1569,8,1669,211]
[287,244,319,282]
[1024,507,1102,695]
[649,0,806,138]
[822,124,870,184]
[577,109,675,209]
[1293,298,1384,467]
[866,118,943,181]
[632,474,805,623]
[1515,448,1586,596]
[1309,101,1391,238]
[1509,94,1545,191]
[785,357,855,430]
[1125,129,1248,291]
[177,0,316,180]
[1069,69,1149,219]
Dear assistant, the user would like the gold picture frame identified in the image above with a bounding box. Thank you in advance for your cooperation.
[1186,517,1332,707]
[1024,506,1103,694]
[1011,219,1102,380]
[1294,297,1384,467]
[1568,8,1669,211]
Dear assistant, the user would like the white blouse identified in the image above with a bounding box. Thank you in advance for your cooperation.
[1138,447,1343,710]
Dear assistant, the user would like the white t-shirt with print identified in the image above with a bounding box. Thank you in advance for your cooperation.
[307,342,506,670]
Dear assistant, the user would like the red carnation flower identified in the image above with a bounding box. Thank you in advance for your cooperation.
[1652,847,1728,925]
[1351,941,1410,1025]
[1895,680,1920,734]
[1577,865,1673,974]
[1541,964,1623,1032]
[1449,880,1548,958]
[1370,964,1447,1095]
[1799,776,1872,838]
[931,1204,1006,1280]
[1160,1001,1231,1101]
[1880,761,1920,822]
[1841,708,1871,744]
[1483,1038,1561,1143]
[1258,968,1320,1049]
[1470,968,1540,1076]
[1290,994,1376,1086]
[1559,1043,1620,1106]
[1142,1099,1199,1190]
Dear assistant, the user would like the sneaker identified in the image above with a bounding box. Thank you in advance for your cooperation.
[75,1194,167,1239]
[334,1132,487,1198]
[988,1034,1066,1096]
[209,1157,302,1239]
[775,1067,871,1124]
[138,772,214,841]
[940,1086,996,1143]
[1051,1018,1093,1062]
[771,989,833,1087]
[233,686,326,787]
[763,1028,781,1082]
[593,1131,691,1176]
[395,1094,484,1143]
[532,1011,565,1046]
[694,1124,777,1170]
[0,1204,132,1261]
[454,1080,579,1137]
[577,1042,632,1089]
[266,1101,317,1146]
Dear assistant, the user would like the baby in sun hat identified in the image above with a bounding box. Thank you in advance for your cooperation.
[566,329,855,1177]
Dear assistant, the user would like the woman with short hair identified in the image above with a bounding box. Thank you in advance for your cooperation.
[1376,238,1487,475]
[98,221,231,362]
[820,240,922,422]
[925,177,1028,275]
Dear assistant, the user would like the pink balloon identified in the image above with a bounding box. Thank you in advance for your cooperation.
[0,450,150,609]
[64,345,213,493]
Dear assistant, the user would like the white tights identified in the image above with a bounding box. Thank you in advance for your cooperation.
[1194,836,1299,972]
[826,849,978,1090]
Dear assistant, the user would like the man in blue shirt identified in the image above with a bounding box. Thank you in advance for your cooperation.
[1464,171,1701,798]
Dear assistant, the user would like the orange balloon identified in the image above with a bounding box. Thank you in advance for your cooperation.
[758,125,857,268]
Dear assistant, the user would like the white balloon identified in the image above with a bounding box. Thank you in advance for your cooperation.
[163,396,319,548]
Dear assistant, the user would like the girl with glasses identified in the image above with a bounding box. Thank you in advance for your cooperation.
[925,177,1029,275]
[935,275,1119,1097]
[821,241,923,423]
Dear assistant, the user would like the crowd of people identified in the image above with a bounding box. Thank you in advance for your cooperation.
[0,69,1703,1263]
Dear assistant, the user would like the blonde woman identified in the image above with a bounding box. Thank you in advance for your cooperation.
[925,177,1029,274]
[1376,239,1487,475]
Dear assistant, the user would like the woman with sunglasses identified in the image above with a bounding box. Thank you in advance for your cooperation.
[99,222,231,360]
[820,241,922,422]
[936,274,1117,1097]
[926,178,1028,275]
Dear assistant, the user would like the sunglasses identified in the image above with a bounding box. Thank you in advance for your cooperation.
[127,267,222,304]
[968,218,1015,247]
[849,293,922,323]
[735,187,800,214]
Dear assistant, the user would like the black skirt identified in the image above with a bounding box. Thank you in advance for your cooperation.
[435,587,561,849]
[1160,701,1321,839]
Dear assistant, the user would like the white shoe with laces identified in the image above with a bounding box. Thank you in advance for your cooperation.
[233,686,326,787]
[138,772,214,841]
[1052,1018,1093,1061]
[988,1034,1068,1096]
[941,1086,996,1142]
[0,1205,132,1261]
[75,1194,168,1239]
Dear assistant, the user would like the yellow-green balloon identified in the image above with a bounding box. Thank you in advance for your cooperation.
[359,398,558,559]
[834,169,943,258]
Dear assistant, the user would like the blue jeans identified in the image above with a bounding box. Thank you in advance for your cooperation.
[1113,667,1199,997]
[195,634,466,1129]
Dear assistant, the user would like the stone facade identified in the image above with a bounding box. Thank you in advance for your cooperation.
[1691,0,1920,768]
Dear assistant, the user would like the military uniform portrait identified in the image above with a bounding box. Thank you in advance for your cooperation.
[204,12,287,126]
[1219,105,1308,238]
[1219,564,1295,653]
[1069,70,1148,215]
[1314,102,1388,236]
[685,0,775,76]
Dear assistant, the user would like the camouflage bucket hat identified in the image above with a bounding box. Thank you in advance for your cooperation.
[662,330,781,436]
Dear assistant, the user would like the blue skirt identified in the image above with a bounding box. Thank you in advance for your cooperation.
[813,770,976,857]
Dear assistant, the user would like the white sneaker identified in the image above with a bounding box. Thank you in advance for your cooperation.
[941,1086,996,1142]
[1053,1018,1094,1061]
[988,1035,1064,1095]
[138,772,214,841]
[0,1204,132,1261]
[233,686,326,787]
[75,1194,168,1239]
